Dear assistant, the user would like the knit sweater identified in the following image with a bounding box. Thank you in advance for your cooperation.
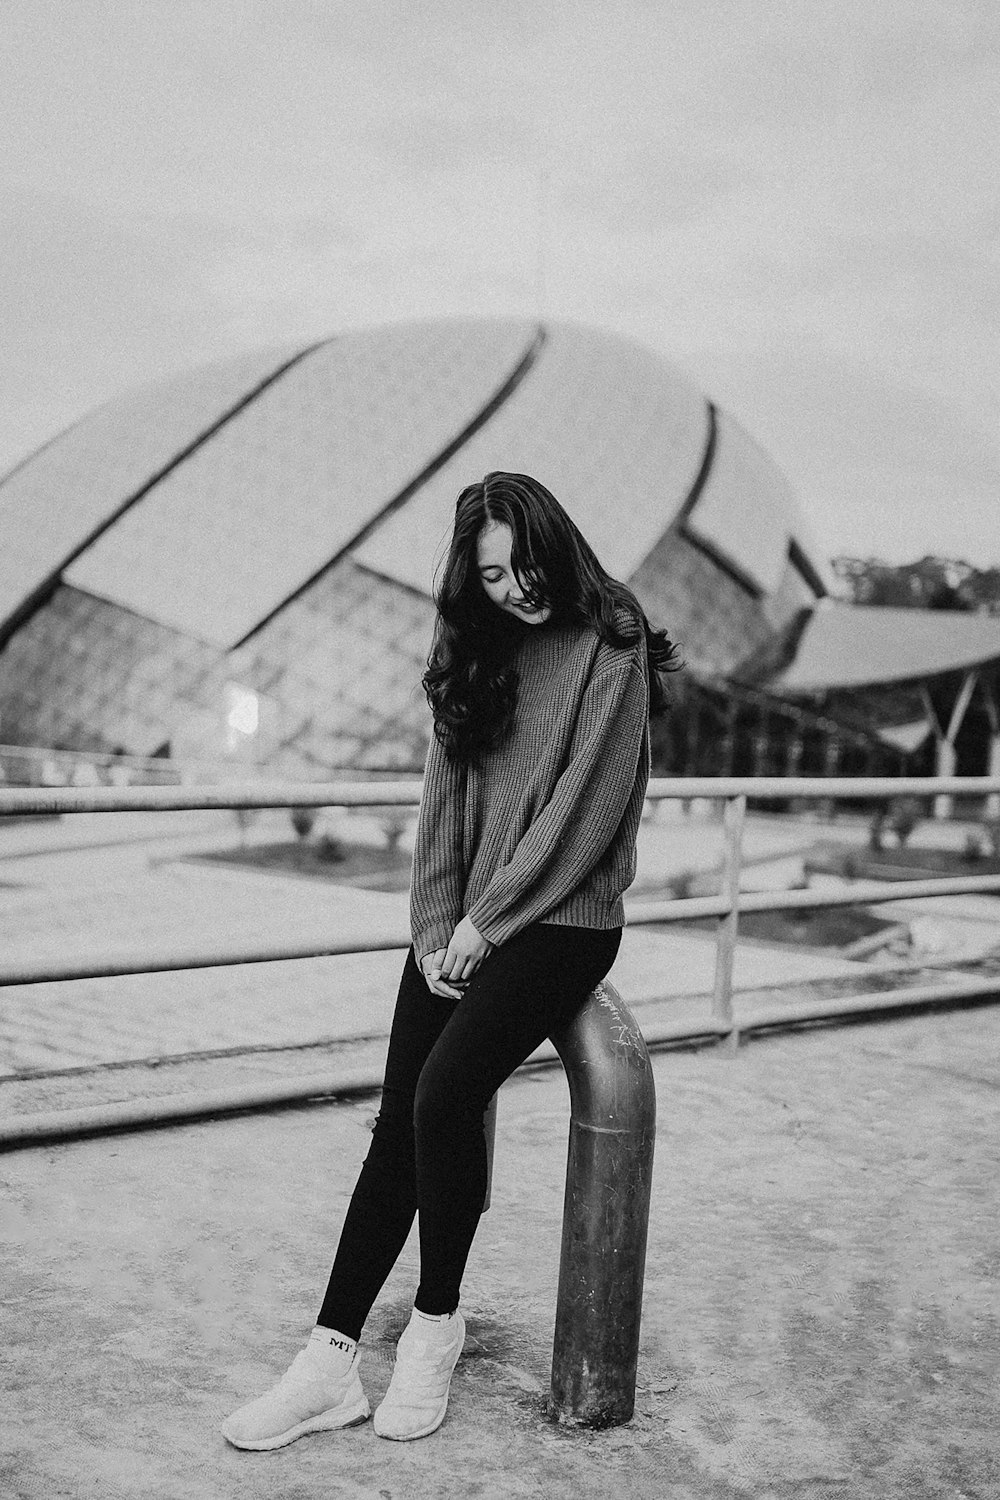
[410,616,650,959]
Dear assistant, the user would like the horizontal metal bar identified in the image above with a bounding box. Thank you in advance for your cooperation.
[0,1065,385,1151]
[633,975,1000,1050]
[2,774,1000,818]
[626,873,1000,928]
[738,875,1000,911]
[626,895,732,924]
[0,780,422,816]
[0,931,412,988]
[734,975,1000,1032]
[5,866,1000,986]
[7,973,996,1152]
[644,776,1000,800]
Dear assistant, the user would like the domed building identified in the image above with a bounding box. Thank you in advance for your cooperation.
[5,316,987,787]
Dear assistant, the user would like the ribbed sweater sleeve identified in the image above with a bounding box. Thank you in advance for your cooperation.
[409,728,467,961]
[465,656,648,947]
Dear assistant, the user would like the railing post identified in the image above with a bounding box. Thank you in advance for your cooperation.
[712,793,746,1050]
[547,981,656,1427]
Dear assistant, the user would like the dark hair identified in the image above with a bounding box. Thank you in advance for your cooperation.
[423,471,681,763]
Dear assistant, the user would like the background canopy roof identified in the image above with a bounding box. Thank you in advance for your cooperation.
[773,603,1000,693]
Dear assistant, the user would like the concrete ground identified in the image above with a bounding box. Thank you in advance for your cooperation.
[3,1003,999,1499]
[2,804,998,1496]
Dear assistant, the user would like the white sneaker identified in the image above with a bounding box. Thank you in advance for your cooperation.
[373,1310,466,1441]
[220,1346,369,1450]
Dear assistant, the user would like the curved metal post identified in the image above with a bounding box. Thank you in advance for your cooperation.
[547,980,656,1427]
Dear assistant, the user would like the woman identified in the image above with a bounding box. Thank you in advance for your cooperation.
[221,471,678,1449]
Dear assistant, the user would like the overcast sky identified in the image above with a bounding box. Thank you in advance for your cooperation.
[2,0,997,567]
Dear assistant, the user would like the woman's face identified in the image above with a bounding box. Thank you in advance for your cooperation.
[476,522,552,625]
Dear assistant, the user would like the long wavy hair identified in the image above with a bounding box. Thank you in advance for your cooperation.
[423,472,681,764]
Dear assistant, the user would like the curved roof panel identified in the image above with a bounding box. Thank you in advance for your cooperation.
[684,411,824,597]
[0,343,309,632]
[67,319,536,646]
[773,603,1000,692]
[353,322,710,594]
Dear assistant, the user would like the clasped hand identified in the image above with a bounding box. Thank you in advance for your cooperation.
[420,915,493,998]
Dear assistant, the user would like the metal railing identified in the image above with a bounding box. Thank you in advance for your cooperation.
[0,740,421,789]
[2,775,999,1042]
[3,773,999,1428]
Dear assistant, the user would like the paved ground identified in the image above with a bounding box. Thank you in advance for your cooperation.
[2,1003,999,1499]
[2,805,999,1495]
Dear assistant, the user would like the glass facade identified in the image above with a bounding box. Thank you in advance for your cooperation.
[651,675,908,780]
[0,563,435,774]
[630,525,779,678]
[0,584,216,755]
[164,557,436,773]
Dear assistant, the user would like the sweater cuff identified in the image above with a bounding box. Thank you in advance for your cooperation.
[465,900,519,950]
[411,919,457,963]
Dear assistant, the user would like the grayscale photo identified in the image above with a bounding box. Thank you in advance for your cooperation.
[1,3,997,1497]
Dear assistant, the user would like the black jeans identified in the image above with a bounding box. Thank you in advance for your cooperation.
[317,922,621,1339]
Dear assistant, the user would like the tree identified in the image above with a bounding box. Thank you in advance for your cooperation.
[830,556,1000,614]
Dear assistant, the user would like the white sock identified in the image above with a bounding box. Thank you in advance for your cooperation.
[412,1307,457,1331]
[305,1325,357,1375]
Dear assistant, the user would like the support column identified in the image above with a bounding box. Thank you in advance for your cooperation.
[934,737,958,819]
[720,697,737,778]
[984,676,1000,820]
[751,708,769,777]
[987,734,1000,821]
[925,671,977,819]
[685,696,701,776]
[785,728,804,779]
[820,733,840,821]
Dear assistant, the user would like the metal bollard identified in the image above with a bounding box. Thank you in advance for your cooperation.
[478,981,656,1425]
[547,980,656,1427]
